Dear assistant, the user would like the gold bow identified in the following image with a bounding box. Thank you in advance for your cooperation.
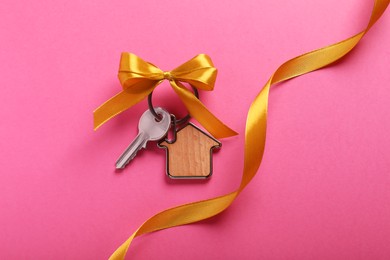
[93,53,237,138]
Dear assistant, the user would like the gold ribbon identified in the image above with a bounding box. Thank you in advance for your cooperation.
[94,53,237,139]
[109,0,389,259]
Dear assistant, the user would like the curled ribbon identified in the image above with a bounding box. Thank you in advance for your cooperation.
[109,0,389,259]
[94,53,237,139]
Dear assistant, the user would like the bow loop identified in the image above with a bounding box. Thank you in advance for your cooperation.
[118,53,164,89]
[94,53,237,138]
[172,67,217,91]
[171,54,217,90]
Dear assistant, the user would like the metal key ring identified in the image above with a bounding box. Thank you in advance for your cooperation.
[147,86,199,125]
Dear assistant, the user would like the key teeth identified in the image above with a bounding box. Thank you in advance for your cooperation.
[116,150,139,169]
[129,153,137,161]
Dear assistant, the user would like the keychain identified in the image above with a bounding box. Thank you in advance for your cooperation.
[158,121,221,179]
[94,53,237,179]
[116,87,221,179]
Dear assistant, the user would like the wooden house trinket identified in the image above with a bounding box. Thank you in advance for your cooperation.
[158,123,221,179]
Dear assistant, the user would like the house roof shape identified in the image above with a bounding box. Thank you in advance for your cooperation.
[158,123,221,179]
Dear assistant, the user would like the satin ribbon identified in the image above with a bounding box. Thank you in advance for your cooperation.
[110,0,389,259]
[94,53,237,139]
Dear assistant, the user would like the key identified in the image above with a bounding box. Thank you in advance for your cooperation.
[116,107,171,169]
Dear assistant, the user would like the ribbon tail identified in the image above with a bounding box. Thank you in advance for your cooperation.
[170,81,238,138]
[109,192,238,260]
[109,231,136,260]
[93,84,156,130]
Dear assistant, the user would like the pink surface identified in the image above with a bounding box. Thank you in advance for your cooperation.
[1,0,389,259]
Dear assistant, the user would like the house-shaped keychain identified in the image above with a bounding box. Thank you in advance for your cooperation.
[158,123,221,179]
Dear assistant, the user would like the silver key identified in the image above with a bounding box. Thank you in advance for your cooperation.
[116,107,171,169]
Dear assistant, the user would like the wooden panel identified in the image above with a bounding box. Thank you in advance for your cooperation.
[159,123,221,178]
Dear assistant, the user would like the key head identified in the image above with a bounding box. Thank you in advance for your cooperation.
[139,107,171,141]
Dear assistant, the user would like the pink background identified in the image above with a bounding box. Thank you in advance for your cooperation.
[1,0,389,259]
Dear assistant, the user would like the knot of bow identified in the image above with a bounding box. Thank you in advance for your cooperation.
[93,53,237,138]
